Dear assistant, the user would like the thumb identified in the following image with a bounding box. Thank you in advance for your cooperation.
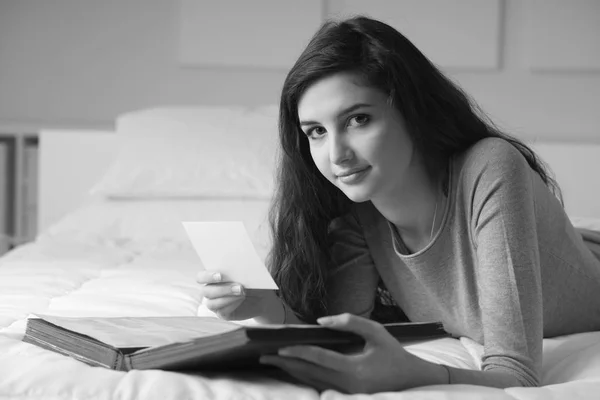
[317,313,388,343]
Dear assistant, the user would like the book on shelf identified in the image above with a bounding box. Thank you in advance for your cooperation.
[22,144,38,241]
[0,141,9,254]
[22,314,447,372]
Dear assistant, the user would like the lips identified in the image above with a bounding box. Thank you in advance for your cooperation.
[336,167,369,178]
[336,166,371,185]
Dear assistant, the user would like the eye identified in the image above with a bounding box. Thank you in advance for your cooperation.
[348,114,370,127]
[305,126,326,139]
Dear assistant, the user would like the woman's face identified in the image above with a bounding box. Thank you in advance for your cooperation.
[297,72,418,203]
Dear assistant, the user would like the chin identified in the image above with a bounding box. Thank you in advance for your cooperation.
[340,188,372,203]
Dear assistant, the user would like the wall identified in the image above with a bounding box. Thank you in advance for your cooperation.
[0,0,598,139]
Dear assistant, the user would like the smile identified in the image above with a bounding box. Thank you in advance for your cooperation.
[337,167,371,184]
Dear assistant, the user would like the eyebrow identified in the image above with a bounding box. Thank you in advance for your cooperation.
[299,103,372,126]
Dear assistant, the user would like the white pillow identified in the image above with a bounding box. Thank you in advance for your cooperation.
[40,198,273,261]
[90,105,280,200]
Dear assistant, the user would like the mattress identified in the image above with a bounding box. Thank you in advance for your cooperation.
[1,200,600,400]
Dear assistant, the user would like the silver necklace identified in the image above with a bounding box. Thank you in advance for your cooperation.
[429,194,439,241]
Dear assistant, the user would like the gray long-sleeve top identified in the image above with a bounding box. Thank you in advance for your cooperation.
[326,137,600,387]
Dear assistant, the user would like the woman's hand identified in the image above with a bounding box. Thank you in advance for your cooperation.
[196,271,276,321]
[259,313,445,393]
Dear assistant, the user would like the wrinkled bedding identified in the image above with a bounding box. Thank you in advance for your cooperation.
[1,225,600,399]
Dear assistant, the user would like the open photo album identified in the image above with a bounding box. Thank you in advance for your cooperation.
[23,314,447,371]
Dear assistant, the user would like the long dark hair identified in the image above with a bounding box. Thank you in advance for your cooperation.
[266,16,561,323]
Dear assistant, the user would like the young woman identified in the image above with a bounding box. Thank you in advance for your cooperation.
[197,16,600,393]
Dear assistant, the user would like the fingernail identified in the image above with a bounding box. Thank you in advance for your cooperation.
[259,356,270,364]
[231,285,242,295]
[317,316,333,325]
[278,347,292,356]
[212,272,221,282]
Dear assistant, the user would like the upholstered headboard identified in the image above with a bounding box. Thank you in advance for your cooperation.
[529,140,600,219]
[37,128,600,233]
[38,129,117,232]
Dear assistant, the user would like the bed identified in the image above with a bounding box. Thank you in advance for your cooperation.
[1,105,599,400]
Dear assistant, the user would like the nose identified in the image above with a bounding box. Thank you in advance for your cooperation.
[329,132,353,165]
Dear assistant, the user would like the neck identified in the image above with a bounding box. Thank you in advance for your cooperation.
[371,163,444,242]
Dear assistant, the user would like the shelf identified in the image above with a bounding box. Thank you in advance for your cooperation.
[0,131,39,254]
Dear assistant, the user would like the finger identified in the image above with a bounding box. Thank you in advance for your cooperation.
[214,302,243,320]
[206,300,243,320]
[316,313,389,343]
[196,271,226,284]
[278,345,348,371]
[200,283,245,300]
[260,355,342,392]
[203,295,244,311]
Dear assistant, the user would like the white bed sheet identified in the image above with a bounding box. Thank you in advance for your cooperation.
[1,201,600,400]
